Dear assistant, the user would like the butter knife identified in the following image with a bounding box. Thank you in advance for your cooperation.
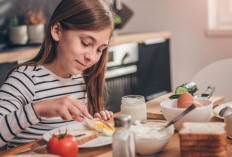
[195,86,215,99]
[16,144,47,155]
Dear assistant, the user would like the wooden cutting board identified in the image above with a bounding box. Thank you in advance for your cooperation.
[146,92,225,120]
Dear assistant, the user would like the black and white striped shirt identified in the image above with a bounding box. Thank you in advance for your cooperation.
[0,65,87,148]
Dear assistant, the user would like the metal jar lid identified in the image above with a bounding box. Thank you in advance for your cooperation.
[114,114,131,127]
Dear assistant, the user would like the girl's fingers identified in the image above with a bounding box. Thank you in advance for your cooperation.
[34,95,93,120]
[67,102,92,121]
[68,104,81,118]
[59,109,73,121]
[109,111,113,116]
[94,113,101,119]
[94,110,114,120]
[104,110,111,120]
[82,109,93,119]
[73,116,84,122]
[69,96,93,119]
[100,111,107,121]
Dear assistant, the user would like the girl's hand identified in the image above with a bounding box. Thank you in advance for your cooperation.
[93,110,113,121]
[33,95,92,121]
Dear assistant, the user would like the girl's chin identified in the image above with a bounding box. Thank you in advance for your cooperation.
[70,69,82,75]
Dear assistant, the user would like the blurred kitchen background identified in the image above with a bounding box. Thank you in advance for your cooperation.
[1,0,232,111]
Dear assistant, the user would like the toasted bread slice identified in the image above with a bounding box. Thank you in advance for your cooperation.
[179,122,226,140]
[55,129,99,145]
[180,145,227,152]
[85,118,99,130]
[181,150,227,157]
[180,139,226,147]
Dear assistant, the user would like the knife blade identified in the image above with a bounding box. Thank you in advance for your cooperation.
[195,86,215,99]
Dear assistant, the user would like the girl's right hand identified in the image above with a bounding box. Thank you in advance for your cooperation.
[33,95,92,121]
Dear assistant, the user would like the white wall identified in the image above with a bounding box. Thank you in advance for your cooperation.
[120,0,232,100]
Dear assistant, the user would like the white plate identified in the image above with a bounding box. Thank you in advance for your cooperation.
[213,102,232,119]
[43,122,112,148]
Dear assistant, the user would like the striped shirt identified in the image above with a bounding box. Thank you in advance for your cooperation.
[0,65,87,148]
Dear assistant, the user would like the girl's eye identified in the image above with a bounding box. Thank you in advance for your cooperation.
[97,49,102,53]
[97,48,106,54]
[82,41,90,47]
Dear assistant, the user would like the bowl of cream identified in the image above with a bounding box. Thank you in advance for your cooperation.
[130,120,174,155]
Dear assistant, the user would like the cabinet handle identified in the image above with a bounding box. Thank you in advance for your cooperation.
[105,65,137,79]
[121,52,129,65]
[144,38,166,45]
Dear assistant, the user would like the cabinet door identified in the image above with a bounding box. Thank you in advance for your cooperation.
[137,39,171,100]
[105,73,138,113]
[0,62,17,86]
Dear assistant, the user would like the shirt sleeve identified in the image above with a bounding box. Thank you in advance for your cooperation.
[0,69,40,147]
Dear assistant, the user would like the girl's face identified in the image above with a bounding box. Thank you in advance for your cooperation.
[51,23,112,77]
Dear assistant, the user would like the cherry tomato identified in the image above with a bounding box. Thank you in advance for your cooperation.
[47,133,78,157]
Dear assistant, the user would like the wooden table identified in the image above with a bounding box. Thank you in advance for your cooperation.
[1,93,231,157]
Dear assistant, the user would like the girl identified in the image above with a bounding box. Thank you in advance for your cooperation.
[0,0,115,148]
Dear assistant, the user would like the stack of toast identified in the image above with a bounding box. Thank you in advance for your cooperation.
[179,122,227,157]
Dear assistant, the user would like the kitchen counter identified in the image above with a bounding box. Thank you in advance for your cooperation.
[0,31,171,64]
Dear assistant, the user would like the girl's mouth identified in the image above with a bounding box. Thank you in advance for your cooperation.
[76,60,87,68]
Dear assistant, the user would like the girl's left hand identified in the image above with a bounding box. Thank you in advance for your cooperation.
[94,110,113,121]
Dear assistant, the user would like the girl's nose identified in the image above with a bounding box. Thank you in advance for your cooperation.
[84,51,96,62]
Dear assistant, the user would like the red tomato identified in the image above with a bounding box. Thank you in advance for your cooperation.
[47,133,78,157]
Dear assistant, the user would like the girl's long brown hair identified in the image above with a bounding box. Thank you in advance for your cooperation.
[9,0,115,115]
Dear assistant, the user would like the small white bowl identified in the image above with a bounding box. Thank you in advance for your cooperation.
[130,120,174,155]
[160,98,213,131]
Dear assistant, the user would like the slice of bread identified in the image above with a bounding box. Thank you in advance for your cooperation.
[54,129,99,145]
[180,139,226,147]
[181,150,227,157]
[69,129,99,145]
[179,122,227,140]
[85,118,115,136]
[85,118,98,130]
[180,145,226,152]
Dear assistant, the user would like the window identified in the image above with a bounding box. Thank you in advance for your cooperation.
[207,0,232,36]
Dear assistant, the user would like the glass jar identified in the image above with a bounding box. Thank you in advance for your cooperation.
[121,95,147,123]
[224,112,232,139]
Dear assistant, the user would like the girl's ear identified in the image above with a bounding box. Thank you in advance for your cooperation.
[51,22,62,41]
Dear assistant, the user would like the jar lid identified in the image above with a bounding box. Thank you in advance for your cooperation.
[122,95,144,100]
[114,114,131,127]
[220,106,232,117]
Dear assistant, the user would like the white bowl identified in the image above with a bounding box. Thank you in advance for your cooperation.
[131,120,174,155]
[160,99,213,131]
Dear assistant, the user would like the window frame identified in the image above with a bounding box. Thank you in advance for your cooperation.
[207,0,232,36]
